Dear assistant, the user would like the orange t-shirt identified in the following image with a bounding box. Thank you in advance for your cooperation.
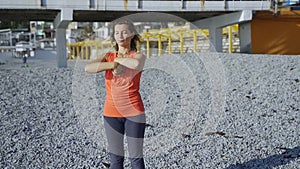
[103,52,145,117]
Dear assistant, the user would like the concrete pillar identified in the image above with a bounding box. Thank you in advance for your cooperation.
[193,10,253,53]
[56,28,68,68]
[209,26,223,52]
[239,21,252,53]
[54,8,73,68]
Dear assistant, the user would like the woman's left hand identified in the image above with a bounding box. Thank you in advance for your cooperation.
[113,64,125,76]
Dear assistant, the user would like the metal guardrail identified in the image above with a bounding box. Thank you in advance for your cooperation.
[0,45,36,57]
[0,46,15,53]
[0,0,271,11]
[270,0,300,14]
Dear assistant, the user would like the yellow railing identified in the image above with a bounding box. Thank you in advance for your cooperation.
[139,28,210,57]
[67,24,238,60]
[67,40,112,60]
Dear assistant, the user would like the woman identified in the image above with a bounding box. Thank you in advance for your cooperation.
[85,20,146,169]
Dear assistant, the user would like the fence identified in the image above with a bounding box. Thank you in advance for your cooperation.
[67,24,239,60]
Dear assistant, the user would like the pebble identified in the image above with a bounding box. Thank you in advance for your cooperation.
[0,53,299,168]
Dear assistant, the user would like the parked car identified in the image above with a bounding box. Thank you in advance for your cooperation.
[13,41,35,58]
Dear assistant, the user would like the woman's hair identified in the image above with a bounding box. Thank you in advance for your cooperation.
[110,19,140,52]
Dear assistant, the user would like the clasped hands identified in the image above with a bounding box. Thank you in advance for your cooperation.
[84,53,129,74]
[112,53,127,76]
[112,63,125,76]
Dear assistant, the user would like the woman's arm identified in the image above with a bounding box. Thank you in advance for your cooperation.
[89,54,107,64]
[113,52,146,71]
[85,62,118,73]
[85,54,118,73]
[84,54,119,73]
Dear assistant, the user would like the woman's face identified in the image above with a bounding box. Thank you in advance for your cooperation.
[114,24,133,48]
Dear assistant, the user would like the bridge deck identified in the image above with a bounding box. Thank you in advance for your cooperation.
[0,0,270,22]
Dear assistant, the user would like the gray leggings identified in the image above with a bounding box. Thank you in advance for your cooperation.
[104,114,146,169]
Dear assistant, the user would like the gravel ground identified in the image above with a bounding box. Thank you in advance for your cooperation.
[0,51,299,169]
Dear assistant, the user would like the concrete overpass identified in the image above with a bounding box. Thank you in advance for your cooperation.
[0,0,271,68]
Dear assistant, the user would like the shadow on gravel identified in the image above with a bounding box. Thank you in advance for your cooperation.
[225,146,300,169]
